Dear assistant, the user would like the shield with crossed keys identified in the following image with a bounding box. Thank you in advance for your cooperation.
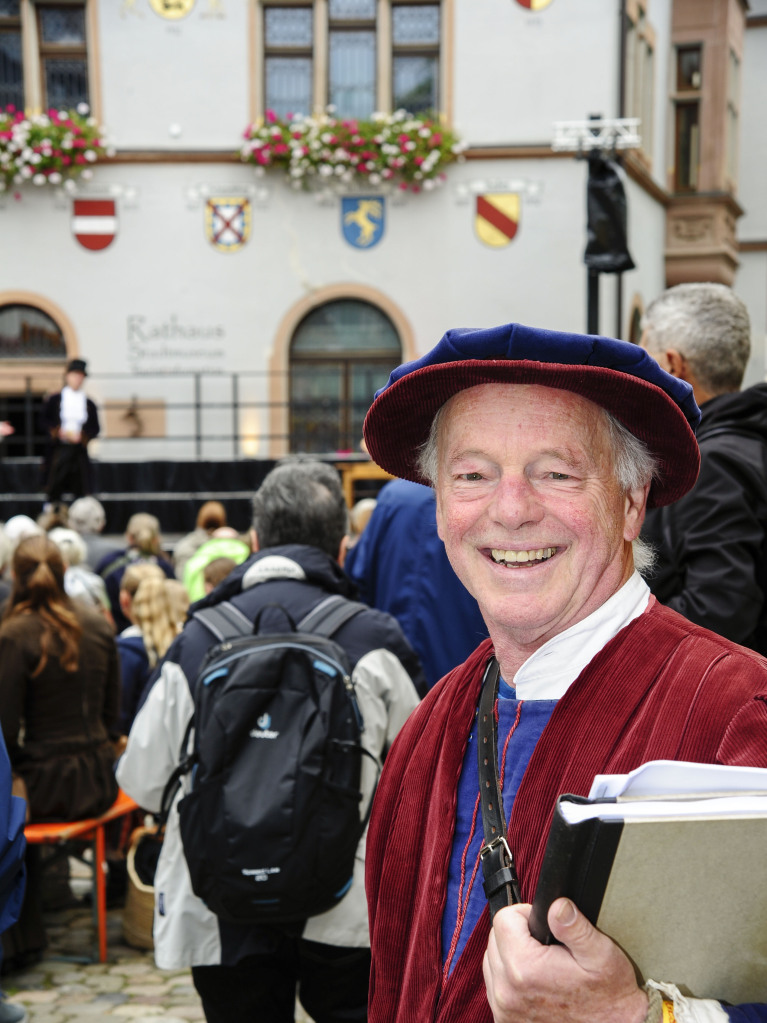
[205,197,252,252]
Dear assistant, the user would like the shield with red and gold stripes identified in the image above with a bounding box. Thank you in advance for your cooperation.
[515,0,555,10]
[475,193,520,248]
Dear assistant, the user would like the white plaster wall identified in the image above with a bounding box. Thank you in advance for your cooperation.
[736,253,767,388]
[97,0,251,150]
[454,0,620,145]
[738,22,767,239]
[645,0,673,189]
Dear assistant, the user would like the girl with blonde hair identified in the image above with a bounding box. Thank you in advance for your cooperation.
[132,577,189,669]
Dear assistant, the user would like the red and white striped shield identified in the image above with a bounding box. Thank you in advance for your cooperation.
[71,199,117,251]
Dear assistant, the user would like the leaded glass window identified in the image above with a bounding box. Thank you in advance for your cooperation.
[0,0,22,110]
[392,4,439,113]
[37,4,89,109]
[264,6,313,117]
[290,300,401,454]
[0,305,66,359]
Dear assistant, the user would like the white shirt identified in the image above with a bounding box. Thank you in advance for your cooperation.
[513,571,651,701]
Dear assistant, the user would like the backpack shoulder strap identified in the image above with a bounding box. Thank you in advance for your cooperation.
[192,600,253,642]
[297,594,367,639]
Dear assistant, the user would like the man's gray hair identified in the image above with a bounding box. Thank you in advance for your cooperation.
[251,458,348,560]
[416,398,659,576]
[68,496,106,535]
[641,282,750,395]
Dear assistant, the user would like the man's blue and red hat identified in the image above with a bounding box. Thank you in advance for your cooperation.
[363,321,701,508]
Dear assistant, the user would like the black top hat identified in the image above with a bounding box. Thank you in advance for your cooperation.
[66,358,88,376]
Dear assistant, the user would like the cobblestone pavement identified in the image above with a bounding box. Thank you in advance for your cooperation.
[3,902,315,1022]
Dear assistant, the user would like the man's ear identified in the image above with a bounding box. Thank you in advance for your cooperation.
[665,349,688,380]
[249,528,259,553]
[337,535,350,567]
[623,482,651,542]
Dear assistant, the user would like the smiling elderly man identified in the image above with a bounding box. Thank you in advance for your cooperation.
[362,322,767,1023]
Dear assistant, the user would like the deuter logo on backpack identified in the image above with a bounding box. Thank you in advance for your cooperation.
[160,596,379,925]
[250,712,279,739]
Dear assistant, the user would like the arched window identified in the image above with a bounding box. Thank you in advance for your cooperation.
[290,299,401,453]
[0,303,67,457]
[0,304,67,359]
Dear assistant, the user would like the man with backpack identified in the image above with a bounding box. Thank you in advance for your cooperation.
[116,460,423,1023]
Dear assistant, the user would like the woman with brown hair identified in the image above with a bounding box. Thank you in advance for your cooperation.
[0,534,120,967]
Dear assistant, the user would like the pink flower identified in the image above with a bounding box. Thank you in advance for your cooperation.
[266,109,277,123]
[398,181,409,190]
[61,156,72,166]
[429,133,442,147]
[398,134,409,144]
[75,154,87,165]
[273,143,289,155]
[414,155,424,166]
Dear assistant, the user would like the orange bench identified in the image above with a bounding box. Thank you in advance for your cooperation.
[24,788,139,963]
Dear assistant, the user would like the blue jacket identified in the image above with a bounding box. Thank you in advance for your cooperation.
[344,480,488,688]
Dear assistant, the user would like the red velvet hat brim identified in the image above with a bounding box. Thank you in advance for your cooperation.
[363,359,700,508]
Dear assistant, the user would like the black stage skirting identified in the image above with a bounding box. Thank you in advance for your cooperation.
[0,459,278,534]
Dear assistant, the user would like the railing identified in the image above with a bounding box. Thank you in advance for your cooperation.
[0,369,373,463]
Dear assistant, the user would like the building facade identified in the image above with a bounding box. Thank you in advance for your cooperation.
[0,0,763,470]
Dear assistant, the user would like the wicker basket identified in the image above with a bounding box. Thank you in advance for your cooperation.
[122,826,160,950]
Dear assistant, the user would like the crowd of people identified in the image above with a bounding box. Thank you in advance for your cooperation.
[0,282,764,1023]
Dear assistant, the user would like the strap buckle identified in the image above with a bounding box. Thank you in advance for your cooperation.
[479,835,513,865]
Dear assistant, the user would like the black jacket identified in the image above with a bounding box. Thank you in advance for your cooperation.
[642,383,767,653]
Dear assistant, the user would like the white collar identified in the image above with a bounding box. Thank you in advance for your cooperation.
[512,571,651,701]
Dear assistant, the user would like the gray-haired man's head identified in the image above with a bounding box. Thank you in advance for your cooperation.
[641,282,750,396]
[251,459,348,560]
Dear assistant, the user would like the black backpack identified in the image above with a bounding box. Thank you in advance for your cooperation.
[160,594,377,925]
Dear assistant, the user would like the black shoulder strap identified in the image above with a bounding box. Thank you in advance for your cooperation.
[192,600,253,642]
[478,658,522,920]
[297,594,366,639]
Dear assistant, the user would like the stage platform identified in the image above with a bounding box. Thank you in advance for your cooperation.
[0,457,393,535]
[0,458,278,534]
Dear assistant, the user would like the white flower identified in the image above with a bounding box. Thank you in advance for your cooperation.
[84,150,97,162]
[29,153,41,164]
[87,117,96,127]
[32,173,46,185]
[334,164,345,175]
[405,141,416,151]
[320,132,334,144]
[423,178,435,190]
[290,167,303,177]
[81,169,93,180]
[318,164,333,177]
[418,127,431,138]
[369,173,381,184]
[62,137,73,150]
[64,178,77,192]
[48,172,62,184]
[20,165,32,178]
[58,110,68,120]
[76,102,90,115]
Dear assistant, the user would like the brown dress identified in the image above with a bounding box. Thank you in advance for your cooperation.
[0,604,120,822]
[0,603,120,966]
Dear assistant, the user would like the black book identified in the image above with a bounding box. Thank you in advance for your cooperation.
[528,783,767,1003]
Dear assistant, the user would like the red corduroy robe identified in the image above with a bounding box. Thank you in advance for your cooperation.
[366,599,767,1022]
